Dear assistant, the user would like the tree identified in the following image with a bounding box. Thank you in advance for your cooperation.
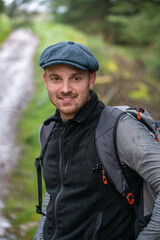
[0,0,4,13]
[5,0,46,17]
[50,0,160,45]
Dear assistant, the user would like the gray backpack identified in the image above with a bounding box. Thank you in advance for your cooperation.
[35,106,160,238]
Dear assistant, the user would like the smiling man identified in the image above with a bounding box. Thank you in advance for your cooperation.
[34,41,160,240]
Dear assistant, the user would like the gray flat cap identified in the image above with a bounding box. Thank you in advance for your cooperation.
[39,41,99,72]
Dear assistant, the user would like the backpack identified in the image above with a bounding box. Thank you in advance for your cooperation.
[35,106,160,238]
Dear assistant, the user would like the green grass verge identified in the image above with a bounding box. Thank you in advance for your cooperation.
[0,14,12,44]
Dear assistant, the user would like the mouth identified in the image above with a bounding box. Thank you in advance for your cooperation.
[58,96,77,103]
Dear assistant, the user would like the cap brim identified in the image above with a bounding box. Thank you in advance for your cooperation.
[41,60,88,70]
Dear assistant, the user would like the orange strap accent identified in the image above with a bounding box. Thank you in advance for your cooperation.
[154,133,160,144]
[126,193,134,205]
[102,170,107,184]
[155,135,160,144]
[137,111,141,120]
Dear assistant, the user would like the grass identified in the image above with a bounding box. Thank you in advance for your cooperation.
[0,14,12,44]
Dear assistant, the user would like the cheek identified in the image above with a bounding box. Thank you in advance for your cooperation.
[78,81,90,93]
[79,87,90,101]
[47,84,57,95]
[47,88,57,102]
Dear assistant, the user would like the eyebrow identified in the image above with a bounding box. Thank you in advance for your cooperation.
[48,73,59,78]
[48,72,86,78]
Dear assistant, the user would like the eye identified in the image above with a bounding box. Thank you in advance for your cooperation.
[50,76,61,82]
[51,76,58,80]
[72,76,81,82]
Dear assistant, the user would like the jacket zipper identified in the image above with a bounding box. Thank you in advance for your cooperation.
[51,125,66,240]
[92,163,107,185]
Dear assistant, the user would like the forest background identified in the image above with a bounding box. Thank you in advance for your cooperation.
[0,0,160,239]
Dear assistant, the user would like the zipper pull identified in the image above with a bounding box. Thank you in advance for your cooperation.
[102,169,107,184]
[92,164,108,185]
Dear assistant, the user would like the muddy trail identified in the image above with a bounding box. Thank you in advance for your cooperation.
[0,29,38,239]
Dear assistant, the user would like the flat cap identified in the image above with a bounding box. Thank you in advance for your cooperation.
[39,41,99,72]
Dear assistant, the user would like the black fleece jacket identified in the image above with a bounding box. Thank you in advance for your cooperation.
[42,91,135,240]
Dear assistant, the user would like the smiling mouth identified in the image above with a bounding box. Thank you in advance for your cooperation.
[59,96,77,102]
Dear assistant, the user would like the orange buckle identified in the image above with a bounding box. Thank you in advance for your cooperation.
[126,192,134,205]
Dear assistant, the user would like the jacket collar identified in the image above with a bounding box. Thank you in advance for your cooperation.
[44,90,98,125]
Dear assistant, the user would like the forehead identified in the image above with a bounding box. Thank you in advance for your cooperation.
[45,63,89,75]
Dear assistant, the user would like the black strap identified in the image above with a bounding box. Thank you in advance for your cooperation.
[35,156,45,215]
[35,123,55,215]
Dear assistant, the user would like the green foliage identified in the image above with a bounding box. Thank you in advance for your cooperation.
[52,0,111,26]
[107,2,160,45]
[0,14,12,44]
[0,0,4,13]
[128,83,150,100]
[51,0,160,48]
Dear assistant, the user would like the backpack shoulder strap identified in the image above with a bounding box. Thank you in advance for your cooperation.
[95,106,130,196]
[35,121,55,215]
[39,121,55,152]
[96,106,141,239]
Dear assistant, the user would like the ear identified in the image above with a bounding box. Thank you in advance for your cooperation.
[43,72,48,89]
[89,72,96,89]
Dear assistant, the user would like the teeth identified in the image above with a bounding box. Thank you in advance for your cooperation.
[63,98,72,100]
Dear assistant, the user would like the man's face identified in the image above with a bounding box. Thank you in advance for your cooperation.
[43,64,96,120]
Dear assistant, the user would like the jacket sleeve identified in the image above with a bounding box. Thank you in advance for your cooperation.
[117,113,160,240]
[33,192,50,240]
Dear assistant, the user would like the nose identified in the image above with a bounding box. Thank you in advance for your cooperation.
[61,80,72,93]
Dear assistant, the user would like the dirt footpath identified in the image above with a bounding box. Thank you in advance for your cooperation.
[0,29,38,239]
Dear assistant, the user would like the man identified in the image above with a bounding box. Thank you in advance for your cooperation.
[34,41,160,240]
